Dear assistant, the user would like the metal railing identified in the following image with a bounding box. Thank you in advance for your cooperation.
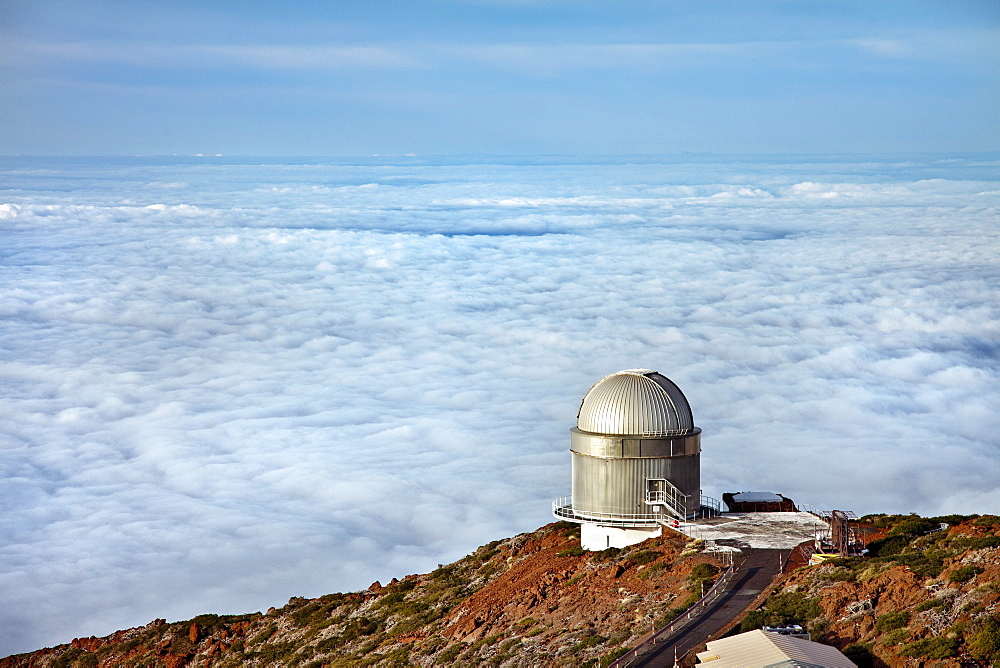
[553,493,726,529]
[552,497,662,527]
[644,478,689,521]
[699,495,722,518]
[609,557,743,667]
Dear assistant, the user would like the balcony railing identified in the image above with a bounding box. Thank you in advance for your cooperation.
[552,496,662,528]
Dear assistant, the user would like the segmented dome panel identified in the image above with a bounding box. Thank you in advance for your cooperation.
[576,369,694,436]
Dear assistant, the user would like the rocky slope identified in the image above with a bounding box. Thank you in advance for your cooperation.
[731,513,1000,667]
[0,522,726,668]
[4,514,998,668]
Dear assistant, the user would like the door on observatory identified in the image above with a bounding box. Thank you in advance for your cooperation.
[645,477,687,520]
[646,478,666,505]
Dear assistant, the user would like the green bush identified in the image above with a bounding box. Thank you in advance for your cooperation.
[915,597,947,612]
[689,562,719,580]
[967,616,1000,662]
[763,592,822,624]
[738,610,762,632]
[550,521,581,538]
[557,546,585,557]
[841,643,876,668]
[377,646,410,666]
[739,593,822,633]
[50,650,81,668]
[888,517,940,538]
[550,521,577,532]
[879,628,910,646]
[340,617,378,641]
[818,566,855,582]
[375,591,406,608]
[637,562,670,580]
[866,535,910,557]
[957,535,1000,549]
[434,644,463,665]
[899,636,960,659]
[572,634,607,652]
[893,552,946,578]
[429,564,456,580]
[930,514,976,526]
[245,642,299,662]
[599,646,630,668]
[949,565,983,583]
[607,628,632,646]
[316,636,343,652]
[630,550,661,565]
[590,547,622,562]
[247,624,277,646]
[875,610,910,632]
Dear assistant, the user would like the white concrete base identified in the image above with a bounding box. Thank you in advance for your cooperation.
[581,523,661,551]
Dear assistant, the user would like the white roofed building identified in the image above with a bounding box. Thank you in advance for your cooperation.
[696,629,856,667]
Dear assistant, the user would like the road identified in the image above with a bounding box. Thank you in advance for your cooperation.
[612,548,784,667]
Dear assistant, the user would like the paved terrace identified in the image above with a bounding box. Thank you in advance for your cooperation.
[679,511,828,550]
[611,512,829,667]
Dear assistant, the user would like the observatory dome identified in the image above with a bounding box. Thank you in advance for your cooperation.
[576,369,694,437]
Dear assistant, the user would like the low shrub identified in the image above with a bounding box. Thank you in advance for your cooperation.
[888,517,940,538]
[599,646,629,667]
[842,643,876,668]
[572,634,607,652]
[630,550,661,565]
[434,643,463,665]
[375,591,406,608]
[962,536,1000,549]
[637,562,670,580]
[818,567,854,582]
[557,546,585,557]
[866,535,910,557]
[879,628,910,646]
[590,547,622,562]
[899,636,960,659]
[738,592,822,633]
[931,514,977,526]
[897,553,946,579]
[967,616,1000,663]
[340,617,378,642]
[915,597,947,612]
[949,565,983,583]
[875,610,910,632]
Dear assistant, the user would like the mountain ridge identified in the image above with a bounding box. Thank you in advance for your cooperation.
[3,513,998,667]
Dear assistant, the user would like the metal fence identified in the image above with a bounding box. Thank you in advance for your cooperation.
[609,557,743,667]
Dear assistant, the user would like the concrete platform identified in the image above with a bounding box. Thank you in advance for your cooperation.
[676,512,827,550]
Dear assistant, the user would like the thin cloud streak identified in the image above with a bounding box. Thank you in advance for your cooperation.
[10,29,997,74]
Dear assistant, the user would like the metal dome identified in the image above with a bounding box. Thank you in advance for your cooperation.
[576,369,694,437]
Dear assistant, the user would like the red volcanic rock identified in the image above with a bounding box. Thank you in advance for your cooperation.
[69,636,101,652]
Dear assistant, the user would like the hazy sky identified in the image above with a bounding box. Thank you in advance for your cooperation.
[2,0,999,155]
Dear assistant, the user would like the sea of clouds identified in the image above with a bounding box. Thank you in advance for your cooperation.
[1,154,998,654]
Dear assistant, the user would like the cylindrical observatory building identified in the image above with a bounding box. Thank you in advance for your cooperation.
[552,369,703,550]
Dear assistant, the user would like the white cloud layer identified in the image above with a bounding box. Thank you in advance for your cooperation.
[1,155,998,655]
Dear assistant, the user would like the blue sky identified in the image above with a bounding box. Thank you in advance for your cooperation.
[2,0,998,155]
